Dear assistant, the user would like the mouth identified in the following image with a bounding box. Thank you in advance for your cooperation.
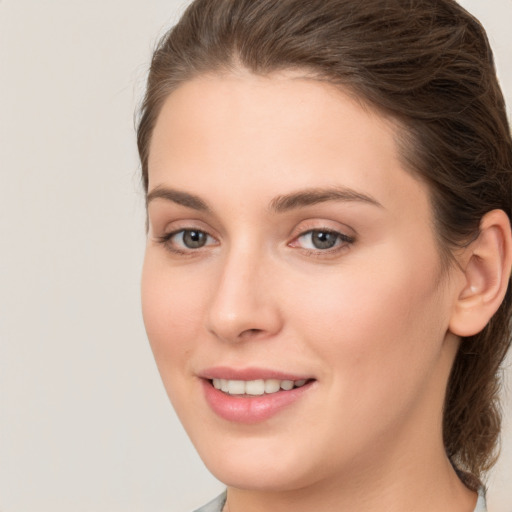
[209,377,312,396]
[200,370,316,423]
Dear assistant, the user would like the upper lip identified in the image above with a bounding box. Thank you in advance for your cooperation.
[198,366,314,381]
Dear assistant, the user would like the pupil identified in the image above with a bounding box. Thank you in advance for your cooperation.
[183,230,206,248]
[312,231,337,249]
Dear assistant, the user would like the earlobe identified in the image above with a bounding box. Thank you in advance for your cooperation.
[449,209,512,338]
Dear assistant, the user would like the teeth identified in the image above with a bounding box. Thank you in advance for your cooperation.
[245,379,265,395]
[280,380,294,391]
[211,378,309,395]
[264,379,280,393]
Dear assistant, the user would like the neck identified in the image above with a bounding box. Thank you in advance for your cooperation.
[223,452,477,512]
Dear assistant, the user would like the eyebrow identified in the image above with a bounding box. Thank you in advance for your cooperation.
[269,187,383,212]
[146,186,211,212]
[146,185,383,213]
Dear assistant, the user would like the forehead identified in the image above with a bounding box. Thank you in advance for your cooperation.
[148,71,429,221]
[149,70,397,161]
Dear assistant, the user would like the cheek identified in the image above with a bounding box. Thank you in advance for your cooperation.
[288,247,448,385]
[141,254,205,370]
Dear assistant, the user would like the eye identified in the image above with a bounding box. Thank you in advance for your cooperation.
[292,229,354,251]
[159,229,217,252]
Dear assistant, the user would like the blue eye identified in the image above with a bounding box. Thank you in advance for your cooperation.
[296,230,353,250]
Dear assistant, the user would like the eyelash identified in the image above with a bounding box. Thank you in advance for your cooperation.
[156,227,355,257]
[157,229,218,256]
[289,229,355,256]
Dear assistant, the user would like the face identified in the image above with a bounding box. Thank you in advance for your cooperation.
[142,71,462,492]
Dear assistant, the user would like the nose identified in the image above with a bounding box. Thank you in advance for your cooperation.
[205,246,283,343]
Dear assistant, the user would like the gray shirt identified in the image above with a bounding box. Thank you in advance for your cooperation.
[193,488,487,512]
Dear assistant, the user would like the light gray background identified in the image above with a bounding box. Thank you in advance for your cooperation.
[0,1,510,511]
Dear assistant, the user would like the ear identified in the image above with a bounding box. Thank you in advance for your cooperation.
[449,209,512,337]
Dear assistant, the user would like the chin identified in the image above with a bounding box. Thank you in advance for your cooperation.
[206,460,313,492]
[194,433,329,492]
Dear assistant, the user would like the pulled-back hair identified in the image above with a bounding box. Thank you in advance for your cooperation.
[137,0,512,484]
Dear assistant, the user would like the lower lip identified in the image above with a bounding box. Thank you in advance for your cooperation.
[201,379,314,424]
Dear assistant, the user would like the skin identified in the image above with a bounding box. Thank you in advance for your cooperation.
[141,70,478,512]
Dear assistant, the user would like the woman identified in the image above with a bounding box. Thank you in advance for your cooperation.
[137,1,512,510]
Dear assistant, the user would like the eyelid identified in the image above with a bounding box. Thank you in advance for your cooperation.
[160,228,217,244]
[153,217,219,239]
[287,220,356,257]
[288,219,356,241]
[156,224,220,255]
[289,228,354,247]
[153,219,355,257]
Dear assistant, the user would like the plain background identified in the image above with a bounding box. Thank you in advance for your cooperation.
[0,1,510,511]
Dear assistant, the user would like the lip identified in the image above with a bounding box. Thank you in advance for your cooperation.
[199,367,316,424]
[199,366,312,381]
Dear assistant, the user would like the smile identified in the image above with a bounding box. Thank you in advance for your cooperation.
[202,373,316,423]
[211,378,308,396]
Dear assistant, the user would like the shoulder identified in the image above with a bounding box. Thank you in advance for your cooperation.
[190,488,487,512]
[192,491,227,512]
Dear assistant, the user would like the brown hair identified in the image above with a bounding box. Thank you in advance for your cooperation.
[137,0,512,484]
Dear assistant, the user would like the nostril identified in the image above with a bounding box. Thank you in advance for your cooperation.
[206,288,283,343]
[238,328,264,340]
